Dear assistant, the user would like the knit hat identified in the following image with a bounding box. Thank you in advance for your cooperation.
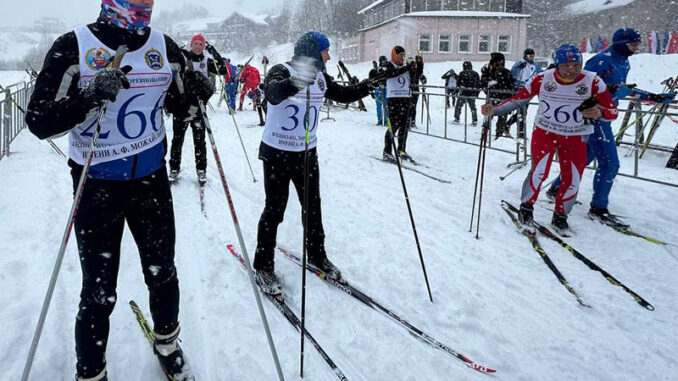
[463,61,472,70]
[293,31,329,71]
[612,28,642,44]
[490,52,505,65]
[191,34,206,45]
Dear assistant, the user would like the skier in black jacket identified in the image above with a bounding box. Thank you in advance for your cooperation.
[25,0,211,379]
[168,33,222,184]
[480,52,515,138]
[454,61,481,124]
[379,46,418,161]
[253,31,378,295]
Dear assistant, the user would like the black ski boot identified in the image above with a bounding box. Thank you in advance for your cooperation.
[309,256,342,281]
[154,327,193,380]
[545,184,559,201]
[382,151,396,163]
[197,170,207,186]
[255,269,282,295]
[518,202,534,225]
[76,369,107,381]
[588,207,629,228]
[551,211,570,235]
[168,169,180,183]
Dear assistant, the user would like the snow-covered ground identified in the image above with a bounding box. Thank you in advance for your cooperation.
[1,53,678,380]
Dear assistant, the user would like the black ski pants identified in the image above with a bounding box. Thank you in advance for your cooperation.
[384,97,412,154]
[454,96,478,122]
[71,167,179,378]
[254,144,326,272]
[169,117,207,172]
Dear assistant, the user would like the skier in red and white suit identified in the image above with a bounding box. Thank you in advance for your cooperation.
[238,64,261,111]
[482,44,618,230]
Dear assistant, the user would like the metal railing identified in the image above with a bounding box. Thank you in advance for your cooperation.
[408,84,678,188]
[1,80,34,162]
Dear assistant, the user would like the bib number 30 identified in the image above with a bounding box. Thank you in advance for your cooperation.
[281,104,319,132]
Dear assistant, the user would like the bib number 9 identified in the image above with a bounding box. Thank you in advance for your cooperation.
[397,76,407,88]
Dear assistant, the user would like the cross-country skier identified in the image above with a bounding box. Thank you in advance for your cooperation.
[25,0,213,379]
[481,44,618,232]
[223,58,238,111]
[253,31,378,295]
[379,46,418,161]
[169,33,221,184]
[545,28,675,226]
[238,64,261,111]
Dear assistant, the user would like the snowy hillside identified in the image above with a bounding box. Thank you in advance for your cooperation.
[1,53,677,381]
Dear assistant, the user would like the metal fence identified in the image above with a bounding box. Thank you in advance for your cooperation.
[411,84,678,188]
[1,80,34,163]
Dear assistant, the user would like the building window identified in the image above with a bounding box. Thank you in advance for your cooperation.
[426,0,442,10]
[459,0,472,10]
[442,0,457,10]
[498,35,511,53]
[475,0,490,11]
[478,35,491,53]
[490,0,505,12]
[439,34,452,52]
[419,34,432,52]
[459,35,472,53]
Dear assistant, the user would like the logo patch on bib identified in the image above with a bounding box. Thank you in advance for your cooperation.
[145,48,164,70]
[85,47,113,70]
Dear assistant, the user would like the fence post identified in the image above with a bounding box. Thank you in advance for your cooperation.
[2,89,11,158]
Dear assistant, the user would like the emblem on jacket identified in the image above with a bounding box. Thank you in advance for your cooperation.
[544,81,557,92]
[145,48,164,70]
[317,78,326,92]
[85,48,113,70]
[575,84,589,95]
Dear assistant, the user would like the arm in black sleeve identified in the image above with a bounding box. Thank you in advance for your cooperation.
[25,32,99,140]
[206,58,227,75]
[162,35,191,116]
[379,62,409,79]
[263,64,299,105]
[323,72,370,104]
[205,44,227,68]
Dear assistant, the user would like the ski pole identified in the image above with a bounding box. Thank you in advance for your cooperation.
[475,123,489,239]
[188,62,284,381]
[300,86,311,378]
[382,90,434,303]
[469,97,491,237]
[21,45,129,381]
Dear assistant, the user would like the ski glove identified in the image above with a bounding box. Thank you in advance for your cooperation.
[289,56,318,90]
[82,65,132,104]
[648,92,676,105]
[184,71,215,103]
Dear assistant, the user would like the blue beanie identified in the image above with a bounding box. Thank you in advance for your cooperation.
[294,31,329,71]
[612,28,642,45]
[553,44,582,66]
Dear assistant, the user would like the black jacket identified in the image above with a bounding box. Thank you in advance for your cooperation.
[26,17,189,141]
[183,48,228,76]
[480,65,515,101]
[456,69,481,97]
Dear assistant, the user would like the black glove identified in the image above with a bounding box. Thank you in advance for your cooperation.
[648,92,676,104]
[205,42,217,55]
[349,76,359,85]
[406,58,417,72]
[184,70,215,102]
[289,56,318,90]
[82,65,132,104]
[360,78,380,90]
[518,61,527,69]
[420,75,427,85]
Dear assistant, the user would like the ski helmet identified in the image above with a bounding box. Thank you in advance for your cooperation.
[553,44,582,66]
[612,28,642,45]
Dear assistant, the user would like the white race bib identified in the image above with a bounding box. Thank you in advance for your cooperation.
[535,69,596,136]
[70,26,172,165]
[386,67,411,98]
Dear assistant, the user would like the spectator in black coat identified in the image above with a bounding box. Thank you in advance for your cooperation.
[453,61,481,124]
[481,52,515,138]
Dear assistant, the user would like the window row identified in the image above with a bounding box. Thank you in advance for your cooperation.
[410,0,507,12]
[418,34,511,54]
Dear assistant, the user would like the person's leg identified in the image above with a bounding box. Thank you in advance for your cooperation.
[376,98,383,123]
[453,97,465,120]
[521,128,557,205]
[254,159,292,272]
[72,175,125,379]
[290,151,326,262]
[589,121,619,210]
[125,169,179,336]
[191,121,207,172]
[553,135,588,215]
[169,118,189,171]
[468,98,478,123]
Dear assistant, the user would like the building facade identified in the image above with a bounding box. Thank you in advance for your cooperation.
[341,0,529,63]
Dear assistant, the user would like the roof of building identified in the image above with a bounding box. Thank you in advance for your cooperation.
[566,0,636,15]
[358,0,386,15]
[406,11,530,18]
[173,17,224,33]
[224,12,270,26]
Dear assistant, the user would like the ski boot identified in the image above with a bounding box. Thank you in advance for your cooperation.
[588,207,629,229]
[76,369,107,381]
[197,170,207,186]
[382,151,396,163]
[453,118,460,123]
[517,202,534,225]
[551,211,570,235]
[545,184,559,201]
[398,151,413,162]
[255,269,282,296]
[168,169,180,183]
[154,327,193,381]
[308,256,342,281]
